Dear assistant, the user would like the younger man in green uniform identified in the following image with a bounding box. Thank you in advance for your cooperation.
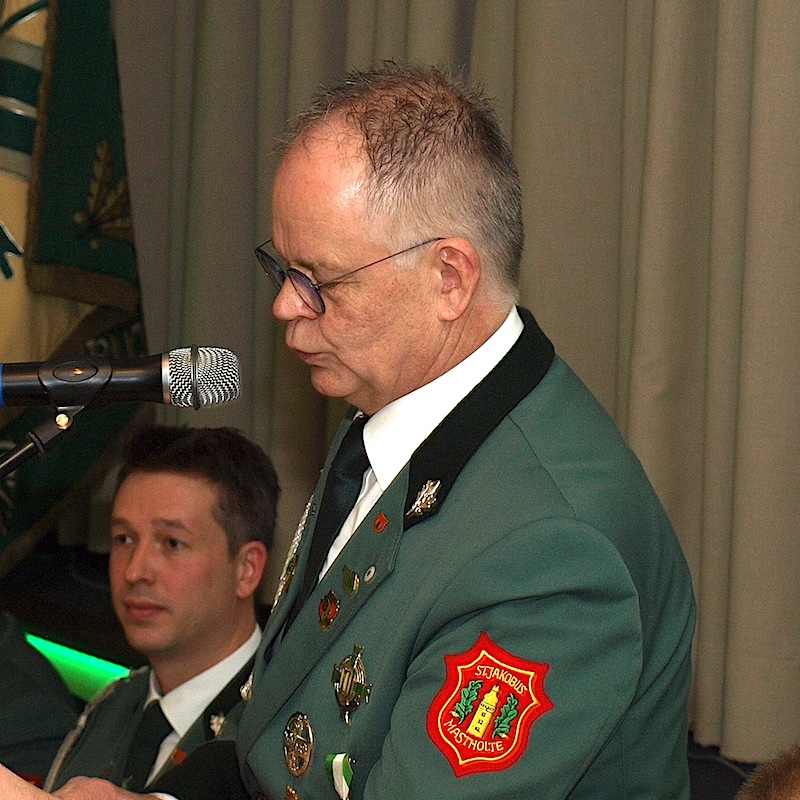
[43,426,279,792]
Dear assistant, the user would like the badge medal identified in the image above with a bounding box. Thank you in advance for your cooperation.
[332,645,372,724]
[283,712,314,777]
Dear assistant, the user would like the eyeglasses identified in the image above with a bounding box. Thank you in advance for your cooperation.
[255,238,445,314]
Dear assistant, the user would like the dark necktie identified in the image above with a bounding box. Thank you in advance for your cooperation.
[284,415,369,630]
[124,698,173,791]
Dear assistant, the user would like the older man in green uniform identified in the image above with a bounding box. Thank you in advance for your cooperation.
[0,63,695,800]
[230,64,695,800]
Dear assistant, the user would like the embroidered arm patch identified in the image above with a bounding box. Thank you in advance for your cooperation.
[426,632,553,777]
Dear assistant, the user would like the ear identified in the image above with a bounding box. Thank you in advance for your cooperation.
[234,541,268,600]
[432,238,481,321]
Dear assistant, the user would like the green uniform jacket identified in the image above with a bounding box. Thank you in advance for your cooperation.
[236,308,695,800]
[44,656,253,791]
[0,611,78,786]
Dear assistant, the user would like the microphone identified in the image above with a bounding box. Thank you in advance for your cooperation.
[0,347,240,410]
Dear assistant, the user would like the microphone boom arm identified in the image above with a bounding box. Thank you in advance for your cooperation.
[0,405,84,481]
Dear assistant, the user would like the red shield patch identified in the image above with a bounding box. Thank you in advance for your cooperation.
[426,632,553,777]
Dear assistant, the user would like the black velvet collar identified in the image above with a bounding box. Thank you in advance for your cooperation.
[401,307,554,530]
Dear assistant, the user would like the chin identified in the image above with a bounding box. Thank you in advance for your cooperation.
[124,630,167,657]
[310,371,355,401]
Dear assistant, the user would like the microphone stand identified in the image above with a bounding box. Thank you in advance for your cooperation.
[0,407,84,481]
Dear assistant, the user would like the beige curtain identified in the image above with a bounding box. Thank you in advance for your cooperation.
[114,0,799,763]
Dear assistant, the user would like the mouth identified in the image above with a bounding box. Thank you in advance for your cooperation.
[286,325,321,363]
[293,348,326,366]
[122,599,166,623]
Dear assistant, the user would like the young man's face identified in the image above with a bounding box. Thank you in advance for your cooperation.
[109,471,250,685]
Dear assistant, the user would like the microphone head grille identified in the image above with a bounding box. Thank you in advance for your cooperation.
[168,347,241,407]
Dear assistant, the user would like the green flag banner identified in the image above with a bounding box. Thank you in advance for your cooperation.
[0,0,145,571]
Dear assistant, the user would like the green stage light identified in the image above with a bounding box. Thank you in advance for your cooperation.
[26,633,130,701]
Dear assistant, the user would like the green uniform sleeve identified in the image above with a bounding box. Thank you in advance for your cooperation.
[363,521,645,799]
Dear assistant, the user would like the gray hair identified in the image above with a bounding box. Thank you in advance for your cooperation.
[284,62,523,301]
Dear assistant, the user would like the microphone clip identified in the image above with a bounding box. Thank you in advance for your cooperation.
[39,356,113,410]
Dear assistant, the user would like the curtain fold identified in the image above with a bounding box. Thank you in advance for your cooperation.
[115,0,799,763]
[719,0,800,760]
[691,0,753,755]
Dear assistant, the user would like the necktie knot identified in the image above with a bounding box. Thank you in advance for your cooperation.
[123,698,173,791]
[328,414,370,490]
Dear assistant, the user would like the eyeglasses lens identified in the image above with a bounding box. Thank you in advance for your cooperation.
[287,271,324,314]
[256,250,286,290]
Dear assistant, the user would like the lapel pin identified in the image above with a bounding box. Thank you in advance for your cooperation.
[342,566,360,596]
[209,713,225,737]
[406,479,441,517]
[240,672,253,703]
[373,511,388,532]
[319,590,340,629]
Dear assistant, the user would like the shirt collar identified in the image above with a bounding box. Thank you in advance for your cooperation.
[364,307,522,492]
[147,625,260,738]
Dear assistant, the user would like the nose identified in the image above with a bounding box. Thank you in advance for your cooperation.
[272,278,318,321]
[123,542,155,584]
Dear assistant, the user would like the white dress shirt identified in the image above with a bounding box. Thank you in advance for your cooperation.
[146,625,260,784]
[319,307,523,577]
